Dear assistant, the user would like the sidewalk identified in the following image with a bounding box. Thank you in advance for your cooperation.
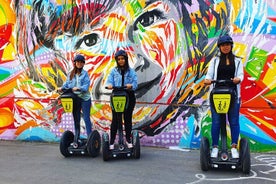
[0,141,275,184]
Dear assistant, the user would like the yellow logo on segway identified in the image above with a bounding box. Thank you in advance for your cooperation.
[61,98,73,113]
[112,96,126,112]
[212,94,231,114]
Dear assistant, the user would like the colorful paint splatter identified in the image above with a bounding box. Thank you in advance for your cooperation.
[0,0,275,152]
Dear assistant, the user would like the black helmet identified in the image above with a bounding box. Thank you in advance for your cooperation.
[115,50,128,59]
[73,54,85,63]
[217,35,233,47]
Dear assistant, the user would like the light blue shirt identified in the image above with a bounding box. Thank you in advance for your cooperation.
[106,67,138,90]
[62,69,91,101]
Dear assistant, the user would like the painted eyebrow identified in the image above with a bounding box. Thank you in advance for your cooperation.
[145,0,159,7]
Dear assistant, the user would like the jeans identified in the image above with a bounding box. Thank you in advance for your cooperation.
[210,97,240,147]
[72,97,92,139]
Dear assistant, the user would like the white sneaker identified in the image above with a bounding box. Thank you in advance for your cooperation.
[231,148,239,158]
[126,141,133,148]
[211,147,219,158]
[109,144,114,150]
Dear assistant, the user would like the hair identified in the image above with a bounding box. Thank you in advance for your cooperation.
[69,62,83,80]
[115,54,129,71]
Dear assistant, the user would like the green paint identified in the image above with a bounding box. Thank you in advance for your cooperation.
[246,47,267,80]
[137,22,145,32]
[264,87,276,96]
[91,103,104,114]
[0,73,10,81]
[129,0,143,16]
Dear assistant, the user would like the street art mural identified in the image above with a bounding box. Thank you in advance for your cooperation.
[0,0,275,152]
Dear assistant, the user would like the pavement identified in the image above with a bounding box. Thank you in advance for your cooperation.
[0,140,276,184]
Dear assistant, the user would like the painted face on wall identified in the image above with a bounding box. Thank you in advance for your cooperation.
[56,0,188,131]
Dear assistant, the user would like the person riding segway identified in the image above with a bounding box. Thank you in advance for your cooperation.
[102,50,140,161]
[58,54,101,157]
[201,35,251,173]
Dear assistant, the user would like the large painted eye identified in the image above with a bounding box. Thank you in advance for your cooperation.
[75,33,100,49]
[133,9,165,31]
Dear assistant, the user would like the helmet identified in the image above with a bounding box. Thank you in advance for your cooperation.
[217,35,233,47]
[115,50,128,59]
[73,54,85,63]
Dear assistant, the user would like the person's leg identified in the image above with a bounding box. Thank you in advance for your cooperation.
[228,98,241,146]
[110,111,121,145]
[81,98,92,136]
[72,97,82,142]
[124,110,133,143]
[124,92,136,143]
[228,98,240,158]
[210,106,221,147]
[210,105,221,158]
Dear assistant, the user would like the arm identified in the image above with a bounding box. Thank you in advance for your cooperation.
[233,57,244,84]
[79,71,90,92]
[204,57,216,85]
[128,69,138,90]
[106,68,115,89]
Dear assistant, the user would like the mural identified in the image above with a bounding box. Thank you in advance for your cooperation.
[0,0,275,152]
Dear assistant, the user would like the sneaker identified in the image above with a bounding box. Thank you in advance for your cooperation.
[211,147,219,158]
[109,144,114,150]
[231,148,239,158]
[126,141,133,148]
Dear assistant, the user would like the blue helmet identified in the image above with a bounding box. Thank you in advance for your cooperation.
[115,50,128,59]
[217,35,233,47]
[73,54,85,63]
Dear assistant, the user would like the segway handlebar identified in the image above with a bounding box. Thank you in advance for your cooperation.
[211,79,234,85]
[105,86,128,90]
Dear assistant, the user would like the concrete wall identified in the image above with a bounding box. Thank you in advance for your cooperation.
[0,0,275,151]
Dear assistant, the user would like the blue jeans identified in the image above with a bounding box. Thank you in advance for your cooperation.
[73,97,92,138]
[210,97,240,147]
[81,98,92,136]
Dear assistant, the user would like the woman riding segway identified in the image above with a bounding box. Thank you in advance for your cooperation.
[204,35,244,159]
[106,50,138,150]
[202,35,250,173]
[58,54,101,157]
[102,49,140,161]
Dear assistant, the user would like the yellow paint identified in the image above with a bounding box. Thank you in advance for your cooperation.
[263,55,276,89]
[231,0,243,22]
[0,108,14,128]
[248,112,275,130]
[2,42,15,61]
[105,15,126,34]
[16,100,44,110]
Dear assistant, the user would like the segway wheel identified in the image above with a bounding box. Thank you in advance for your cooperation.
[60,130,74,157]
[87,130,101,157]
[102,133,110,161]
[200,137,210,171]
[132,130,140,159]
[239,138,251,174]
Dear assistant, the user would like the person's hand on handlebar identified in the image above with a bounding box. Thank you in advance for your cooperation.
[126,84,132,89]
[72,87,81,92]
[231,77,241,84]
[57,87,63,93]
[204,79,212,85]
[106,85,113,90]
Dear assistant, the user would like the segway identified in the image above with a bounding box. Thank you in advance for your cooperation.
[59,89,101,157]
[200,80,251,174]
[102,86,140,161]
